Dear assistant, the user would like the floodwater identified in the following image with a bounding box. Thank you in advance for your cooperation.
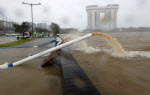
[0,32,150,95]
[70,32,150,95]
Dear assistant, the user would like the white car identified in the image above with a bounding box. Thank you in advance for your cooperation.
[18,32,30,39]
[6,33,13,37]
[6,33,20,37]
[12,33,20,36]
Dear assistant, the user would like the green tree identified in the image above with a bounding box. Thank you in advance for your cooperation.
[51,23,60,34]
[21,22,31,32]
[14,22,31,37]
[13,24,22,32]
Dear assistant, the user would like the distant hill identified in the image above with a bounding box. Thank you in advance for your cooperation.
[119,27,150,32]
[83,27,150,32]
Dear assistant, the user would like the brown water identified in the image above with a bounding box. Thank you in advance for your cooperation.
[70,32,150,95]
[1,32,150,95]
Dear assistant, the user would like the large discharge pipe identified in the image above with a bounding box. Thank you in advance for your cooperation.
[0,33,92,69]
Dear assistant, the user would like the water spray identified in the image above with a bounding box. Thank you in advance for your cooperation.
[0,32,126,69]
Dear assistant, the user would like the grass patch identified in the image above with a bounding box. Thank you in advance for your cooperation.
[0,37,40,48]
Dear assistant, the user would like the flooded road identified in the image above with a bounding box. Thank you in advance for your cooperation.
[1,32,150,95]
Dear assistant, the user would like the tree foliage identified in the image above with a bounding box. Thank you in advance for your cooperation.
[14,22,31,33]
[51,23,60,34]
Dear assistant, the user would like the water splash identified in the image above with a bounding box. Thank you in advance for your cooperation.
[73,41,100,53]
[64,33,100,54]
[62,35,71,42]
[126,51,150,58]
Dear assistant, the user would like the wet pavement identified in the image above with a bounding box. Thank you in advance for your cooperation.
[0,36,63,95]
[0,36,17,44]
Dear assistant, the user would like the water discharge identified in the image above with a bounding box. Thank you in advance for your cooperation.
[62,35,71,42]
[92,32,127,56]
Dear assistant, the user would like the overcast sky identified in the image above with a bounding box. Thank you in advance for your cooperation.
[0,0,150,30]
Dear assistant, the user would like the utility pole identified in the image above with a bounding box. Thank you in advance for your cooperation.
[3,15,4,32]
[22,2,41,34]
[6,16,7,31]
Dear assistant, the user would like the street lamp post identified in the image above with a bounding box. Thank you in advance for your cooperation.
[22,2,41,35]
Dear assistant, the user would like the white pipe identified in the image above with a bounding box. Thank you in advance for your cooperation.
[57,40,62,46]
[0,33,92,68]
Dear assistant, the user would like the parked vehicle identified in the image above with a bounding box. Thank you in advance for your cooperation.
[17,32,30,39]
[13,33,20,36]
[6,33,12,37]
[6,33,20,37]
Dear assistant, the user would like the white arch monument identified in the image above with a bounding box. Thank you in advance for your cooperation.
[86,4,119,31]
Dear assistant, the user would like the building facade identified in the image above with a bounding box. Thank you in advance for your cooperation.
[47,25,52,31]
[29,22,36,31]
[37,23,47,29]
[0,20,15,32]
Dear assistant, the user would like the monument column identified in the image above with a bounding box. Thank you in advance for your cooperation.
[91,11,96,29]
[95,12,100,29]
[114,10,117,28]
[106,11,111,29]
[111,10,115,29]
[87,11,92,29]
[105,12,108,28]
